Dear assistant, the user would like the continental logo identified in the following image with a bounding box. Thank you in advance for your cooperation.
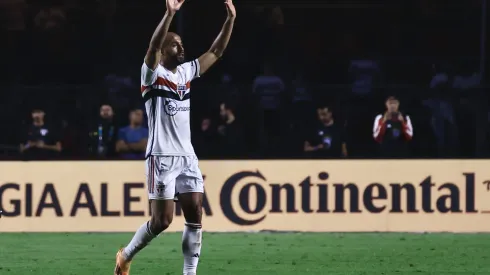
[220,171,487,225]
[1,171,489,226]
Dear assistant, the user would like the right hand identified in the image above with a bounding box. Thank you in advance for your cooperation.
[383,112,390,122]
[224,0,236,19]
[166,0,185,13]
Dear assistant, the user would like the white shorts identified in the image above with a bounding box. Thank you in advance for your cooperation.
[146,155,204,200]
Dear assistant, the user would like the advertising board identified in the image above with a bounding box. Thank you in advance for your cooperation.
[1,160,489,232]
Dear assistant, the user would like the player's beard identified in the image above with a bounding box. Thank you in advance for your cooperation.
[176,55,185,64]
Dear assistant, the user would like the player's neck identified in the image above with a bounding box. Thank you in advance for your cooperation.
[160,60,178,73]
[130,123,141,128]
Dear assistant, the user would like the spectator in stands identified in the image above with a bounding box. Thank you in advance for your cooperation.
[115,108,148,159]
[253,62,285,153]
[217,102,245,157]
[213,73,240,107]
[290,70,312,118]
[348,57,381,96]
[373,96,413,157]
[304,105,348,158]
[88,104,117,157]
[423,63,459,157]
[194,117,218,158]
[20,109,62,159]
[253,62,285,111]
[34,5,66,31]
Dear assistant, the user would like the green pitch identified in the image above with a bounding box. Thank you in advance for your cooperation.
[0,232,489,274]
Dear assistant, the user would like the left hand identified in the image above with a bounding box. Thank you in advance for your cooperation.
[397,113,404,122]
[167,0,185,13]
[224,0,236,19]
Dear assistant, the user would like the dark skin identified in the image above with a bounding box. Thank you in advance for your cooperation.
[303,108,348,157]
[20,111,62,153]
[145,0,236,234]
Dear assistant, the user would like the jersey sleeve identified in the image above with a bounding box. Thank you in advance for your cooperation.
[141,61,158,86]
[180,59,200,82]
[373,114,386,142]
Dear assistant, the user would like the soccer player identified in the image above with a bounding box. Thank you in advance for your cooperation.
[113,0,236,274]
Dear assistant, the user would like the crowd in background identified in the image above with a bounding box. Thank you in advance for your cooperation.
[0,0,488,159]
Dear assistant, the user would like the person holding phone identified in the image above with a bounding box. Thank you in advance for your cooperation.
[373,96,413,157]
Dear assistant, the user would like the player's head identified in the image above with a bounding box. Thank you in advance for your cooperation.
[129,108,144,126]
[316,105,333,124]
[162,32,185,66]
[385,96,399,113]
[100,104,114,120]
[31,109,45,124]
[220,102,235,120]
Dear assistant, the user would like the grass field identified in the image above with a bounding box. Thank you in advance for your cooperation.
[0,232,489,274]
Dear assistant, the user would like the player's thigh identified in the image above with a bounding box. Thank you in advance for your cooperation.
[146,156,181,200]
[176,156,204,196]
[176,156,204,223]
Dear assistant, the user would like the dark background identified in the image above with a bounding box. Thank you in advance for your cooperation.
[0,0,487,159]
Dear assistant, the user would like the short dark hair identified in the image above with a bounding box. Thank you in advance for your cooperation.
[386,96,399,102]
[32,109,44,114]
[130,107,143,113]
[316,105,332,113]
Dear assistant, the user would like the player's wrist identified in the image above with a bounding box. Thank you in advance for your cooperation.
[166,10,176,16]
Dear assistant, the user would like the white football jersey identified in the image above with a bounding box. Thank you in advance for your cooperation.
[141,59,200,157]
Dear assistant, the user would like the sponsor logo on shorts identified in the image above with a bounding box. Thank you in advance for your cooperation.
[155,181,165,197]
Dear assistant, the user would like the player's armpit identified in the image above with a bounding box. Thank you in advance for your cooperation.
[197,52,219,75]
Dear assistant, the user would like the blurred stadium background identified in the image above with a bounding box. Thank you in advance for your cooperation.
[0,0,489,274]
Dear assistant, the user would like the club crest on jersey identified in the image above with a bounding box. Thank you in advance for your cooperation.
[177,84,186,99]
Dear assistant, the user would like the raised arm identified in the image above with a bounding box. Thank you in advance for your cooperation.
[198,0,236,75]
[145,0,185,70]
